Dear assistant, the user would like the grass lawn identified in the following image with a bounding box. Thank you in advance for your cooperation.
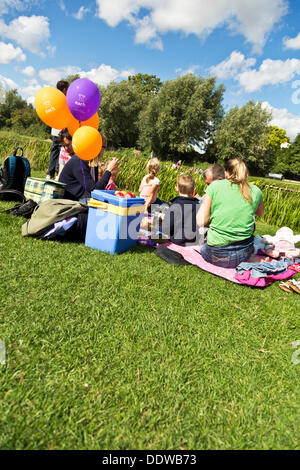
[0,198,299,450]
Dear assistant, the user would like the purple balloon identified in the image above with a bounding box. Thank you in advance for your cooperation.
[66,78,101,122]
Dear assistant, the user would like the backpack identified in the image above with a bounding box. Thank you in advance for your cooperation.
[0,147,31,192]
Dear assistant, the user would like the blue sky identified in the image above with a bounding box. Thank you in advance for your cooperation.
[0,0,300,138]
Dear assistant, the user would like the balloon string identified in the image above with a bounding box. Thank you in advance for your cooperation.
[79,159,88,204]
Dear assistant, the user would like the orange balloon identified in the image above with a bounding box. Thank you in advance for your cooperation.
[72,126,102,161]
[35,87,72,129]
[67,112,99,136]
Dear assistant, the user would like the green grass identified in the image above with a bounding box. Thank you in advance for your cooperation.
[0,199,299,450]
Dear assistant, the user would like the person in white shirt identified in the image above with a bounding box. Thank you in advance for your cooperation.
[46,80,69,180]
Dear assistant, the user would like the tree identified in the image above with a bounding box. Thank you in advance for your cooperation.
[278,133,300,180]
[128,73,162,94]
[214,100,272,175]
[0,89,49,137]
[264,125,291,174]
[99,80,150,148]
[138,74,224,160]
[64,74,80,84]
[0,89,28,128]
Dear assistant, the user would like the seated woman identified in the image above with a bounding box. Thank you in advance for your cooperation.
[196,158,265,268]
[58,132,118,201]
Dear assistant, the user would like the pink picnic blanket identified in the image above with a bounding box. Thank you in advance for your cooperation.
[161,242,295,287]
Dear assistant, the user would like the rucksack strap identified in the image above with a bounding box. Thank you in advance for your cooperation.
[13,147,24,157]
[8,156,17,187]
[21,157,31,178]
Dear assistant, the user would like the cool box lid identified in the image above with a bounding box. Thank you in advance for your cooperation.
[91,190,145,207]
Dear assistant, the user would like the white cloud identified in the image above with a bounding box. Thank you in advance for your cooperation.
[133,16,163,50]
[176,65,200,76]
[210,51,256,79]
[283,32,300,50]
[21,65,36,77]
[261,101,300,140]
[238,58,300,92]
[57,0,66,12]
[0,15,51,55]
[19,82,41,102]
[73,6,90,20]
[39,66,81,86]
[0,73,18,90]
[95,0,288,51]
[0,41,26,63]
[81,64,133,86]
[38,64,133,87]
[0,0,40,16]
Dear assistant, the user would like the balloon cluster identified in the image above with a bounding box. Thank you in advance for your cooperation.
[35,78,102,161]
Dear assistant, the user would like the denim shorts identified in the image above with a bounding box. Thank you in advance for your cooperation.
[200,236,254,269]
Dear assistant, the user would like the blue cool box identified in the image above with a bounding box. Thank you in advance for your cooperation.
[85,190,145,254]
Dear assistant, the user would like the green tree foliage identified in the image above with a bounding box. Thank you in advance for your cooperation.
[138,74,224,160]
[99,80,150,148]
[264,125,290,174]
[0,89,49,137]
[214,100,272,174]
[274,134,300,180]
[64,74,80,84]
[265,125,290,150]
[128,73,162,94]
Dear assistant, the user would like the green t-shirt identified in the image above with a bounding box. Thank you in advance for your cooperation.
[205,179,263,246]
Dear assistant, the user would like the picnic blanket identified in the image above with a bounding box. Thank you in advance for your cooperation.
[159,242,296,287]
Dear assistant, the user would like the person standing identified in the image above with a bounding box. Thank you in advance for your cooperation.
[46,80,69,180]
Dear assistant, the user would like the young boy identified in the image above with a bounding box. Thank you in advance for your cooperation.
[161,174,200,246]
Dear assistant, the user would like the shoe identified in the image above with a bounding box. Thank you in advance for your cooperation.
[55,176,59,181]
[279,282,293,293]
[46,174,51,180]
[288,279,300,294]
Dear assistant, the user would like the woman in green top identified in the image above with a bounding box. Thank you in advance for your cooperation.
[196,158,265,268]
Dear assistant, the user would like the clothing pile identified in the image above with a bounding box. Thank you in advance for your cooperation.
[234,258,297,287]
[254,228,300,260]
[235,227,300,286]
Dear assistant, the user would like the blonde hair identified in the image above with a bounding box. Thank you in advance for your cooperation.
[146,158,160,184]
[225,158,252,203]
[97,161,107,179]
[88,134,108,168]
[176,174,196,196]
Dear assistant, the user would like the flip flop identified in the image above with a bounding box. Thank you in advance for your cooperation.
[279,282,293,293]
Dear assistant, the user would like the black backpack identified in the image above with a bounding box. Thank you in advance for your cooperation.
[0,147,31,192]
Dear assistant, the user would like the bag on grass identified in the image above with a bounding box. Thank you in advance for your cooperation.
[21,199,87,237]
[24,177,66,204]
[0,147,31,192]
[0,189,25,202]
[9,199,38,218]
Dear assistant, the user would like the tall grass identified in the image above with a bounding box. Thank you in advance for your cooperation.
[0,133,51,171]
[1,133,299,231]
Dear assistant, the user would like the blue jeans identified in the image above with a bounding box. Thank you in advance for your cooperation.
[201,236,254,268]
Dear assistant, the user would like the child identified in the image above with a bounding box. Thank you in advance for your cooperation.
[97,160,120,190]
[139,157,161,211]
[57,129,73,179]
[161,174,200,246]
[104,160,119,190]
